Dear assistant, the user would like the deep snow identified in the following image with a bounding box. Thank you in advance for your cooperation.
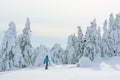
[0,56,120,80]
[0,65,120,80]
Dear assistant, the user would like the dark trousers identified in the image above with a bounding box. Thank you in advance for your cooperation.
[45,63,48,69]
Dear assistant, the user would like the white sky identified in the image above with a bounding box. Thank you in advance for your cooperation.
[0,0,120,48]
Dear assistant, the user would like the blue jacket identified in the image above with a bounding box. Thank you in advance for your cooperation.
[44,57,49,63]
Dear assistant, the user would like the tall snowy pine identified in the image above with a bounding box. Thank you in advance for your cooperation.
[18,18,33,67]
[73,26,84,63]
[101,20,110,57]
[115,13,120,55]
[66,34,77,64]
[0,21,16,71]
[107,13,120,56]
[84,19,100,61]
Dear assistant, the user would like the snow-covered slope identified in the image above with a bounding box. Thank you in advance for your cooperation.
[0,62,120,80]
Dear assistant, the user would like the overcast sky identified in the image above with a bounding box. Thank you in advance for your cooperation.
[0,0,120,48]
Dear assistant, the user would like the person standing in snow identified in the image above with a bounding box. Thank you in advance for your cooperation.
[44,55,49,69]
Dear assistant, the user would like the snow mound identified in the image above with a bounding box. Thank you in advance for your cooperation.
[92,55,103,67]
[105,56,120,64]
[77,57,92,67]
[93,55,103,63]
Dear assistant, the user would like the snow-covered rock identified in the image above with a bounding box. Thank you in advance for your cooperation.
[77,57,92,67]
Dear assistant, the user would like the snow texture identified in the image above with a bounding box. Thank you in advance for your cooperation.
[0,57,120,80]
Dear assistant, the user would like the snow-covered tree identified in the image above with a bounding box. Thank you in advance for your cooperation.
[51,44,66,64]
[66,34,77,64]
[73,26,84,63]
[101,13,120,57]
[18,18,33,67]
[84,19,100,61]
[13,37,26,68]
[101,20,109,57]
[114,13,120,55]
[96,27,101,56]
[107,13,118,56]
[33,45,49,67]
[0,21,16,71]
[109,13,120,56]
[109,13,115,30]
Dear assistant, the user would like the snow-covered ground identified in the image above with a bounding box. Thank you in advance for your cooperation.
[0,56,120,80]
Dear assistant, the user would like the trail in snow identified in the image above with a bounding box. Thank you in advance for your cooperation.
[0,64,120,80]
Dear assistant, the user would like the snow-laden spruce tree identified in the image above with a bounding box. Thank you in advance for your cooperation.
[107,13,116,57]
[73,26,84,63]
[0,21,16,71]
[13,37,26,68]
[101,13,120,58]
[18,18,33,67]
[33,45,50,67]
[101,20,110,57]
[107,13,120,56]
[66,34,77,64]
[51,44,66,64]
[115,13,120,55]
[96,27,102,55]
[84,19,101,61]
